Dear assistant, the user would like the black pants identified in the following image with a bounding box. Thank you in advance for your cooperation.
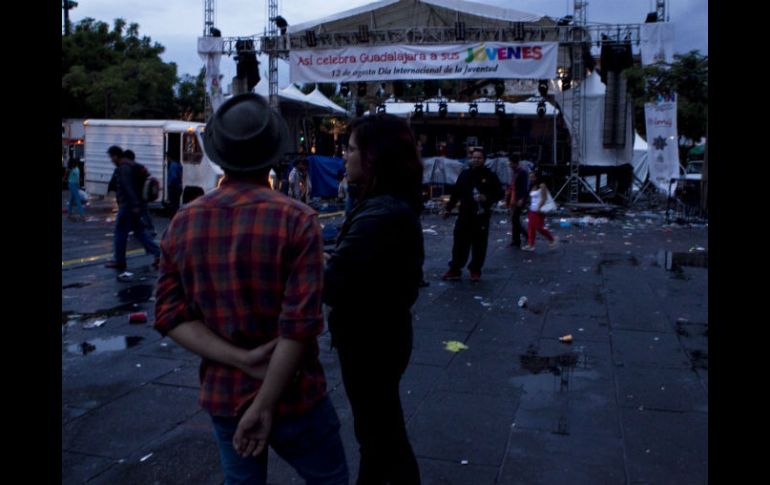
[335,325,420,485]
[449,214,490,273]
[511,204,526,246]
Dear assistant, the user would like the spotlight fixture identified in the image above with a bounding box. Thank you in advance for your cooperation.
[274,16,288,35]
[376,103,386,114]
[340,83,350,97]
[357,82,367,97]
[469,102,478,118]
[495,100,506,116]
[438,102,448,118]
[413,103,424,117]
[537,101,546,118]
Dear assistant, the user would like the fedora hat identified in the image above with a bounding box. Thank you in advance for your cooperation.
[203,93,289,172]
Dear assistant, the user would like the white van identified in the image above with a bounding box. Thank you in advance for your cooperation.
[83,119,223,205]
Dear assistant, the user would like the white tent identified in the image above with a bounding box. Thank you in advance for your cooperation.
[558,71,634,167]
[305,88,348,114]
[632,132,648,188]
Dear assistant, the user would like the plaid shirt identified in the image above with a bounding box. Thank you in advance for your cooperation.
[154,178,327,417]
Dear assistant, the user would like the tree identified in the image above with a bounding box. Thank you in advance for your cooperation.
[624,50,708,145]
[62,18,177,118]
[175,68,206,121]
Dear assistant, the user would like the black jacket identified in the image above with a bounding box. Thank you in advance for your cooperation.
[323,194,424,346]
[109,160,146,210]
[446,165,504,217]
[512,167,530,203]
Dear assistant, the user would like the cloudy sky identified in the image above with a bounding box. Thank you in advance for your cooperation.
[66,0,708,86]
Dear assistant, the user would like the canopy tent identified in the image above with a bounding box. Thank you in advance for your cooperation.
[305,88,348,115]
[288,0,550,35]
[557,71,634,168]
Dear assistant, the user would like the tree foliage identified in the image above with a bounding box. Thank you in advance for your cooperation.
[62,18,181,119]
[624,50,708,144]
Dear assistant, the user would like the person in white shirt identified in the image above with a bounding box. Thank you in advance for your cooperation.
[523,170,557,251]
[288,158,312,203]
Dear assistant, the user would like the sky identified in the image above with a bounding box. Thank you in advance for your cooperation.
[66,0,708,88]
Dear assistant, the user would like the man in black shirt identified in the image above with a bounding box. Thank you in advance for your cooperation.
[442,148,504,282]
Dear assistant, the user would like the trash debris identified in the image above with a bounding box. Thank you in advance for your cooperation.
[443,341,469,352]
[460,460,469,465]
[474,296,483,300]
[559,218,571,228]
[559,334,573,344]
[422,229,438,235]
[160,342,168,348]
[136,364,142,368]
[653,337,659,341]
[578,328,584,332]
[83,319,107,329]
[480,302,492,307]
[129,312,148,324]
[139,453,153,462]
[517,297,528,308]
[117,271,134,282]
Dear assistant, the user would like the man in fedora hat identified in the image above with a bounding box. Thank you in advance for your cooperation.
[154,93,348,484]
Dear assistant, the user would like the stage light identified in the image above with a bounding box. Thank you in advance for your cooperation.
[495,101,505,116]
[414,103,424,117]
[376,104,386,114]
[537,101,546,118]
[275,16,288,35]
[438,102,448,118]
[469,102,478,118]
[340,83,350,97]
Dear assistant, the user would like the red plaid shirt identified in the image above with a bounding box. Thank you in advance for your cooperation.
[154,178,327,417]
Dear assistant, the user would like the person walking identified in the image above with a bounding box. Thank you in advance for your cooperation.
[288,158,312,204]
[166,153,183,216]
[155,93,349,485]
[523,170,557,251]
[65,157,85,221]
[506,155,529,248]
[441,148,504,282]
[103,146,161,275]
[324,114,424,484]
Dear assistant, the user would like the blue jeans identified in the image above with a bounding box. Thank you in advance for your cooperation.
[210,396,349,485]
[113,207,160,269]
[67,181,84,216]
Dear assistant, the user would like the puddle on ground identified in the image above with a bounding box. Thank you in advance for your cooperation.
[67,336,144,356]
[62,302,142,326]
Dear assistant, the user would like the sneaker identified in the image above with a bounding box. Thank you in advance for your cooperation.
[441,270,461,281]
[470,271,481,282]
[522,245,536,252]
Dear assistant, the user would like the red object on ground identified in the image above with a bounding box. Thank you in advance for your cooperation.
[129,312,148,324]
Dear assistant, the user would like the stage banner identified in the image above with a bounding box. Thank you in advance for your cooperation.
[198,37,225,112]
[290,43,558,83]
[645,94,680,193]
[640,22,675,66]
